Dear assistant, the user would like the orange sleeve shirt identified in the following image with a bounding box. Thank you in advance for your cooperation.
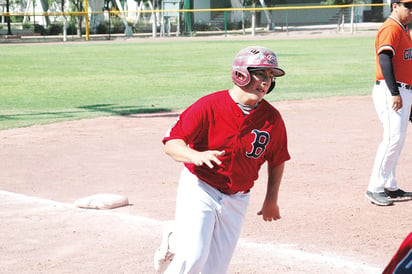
[375,16,412,85]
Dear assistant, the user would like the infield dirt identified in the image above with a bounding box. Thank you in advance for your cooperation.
[1,95,411,273]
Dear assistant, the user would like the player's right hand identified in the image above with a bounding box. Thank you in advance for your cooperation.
[192,150,225,168]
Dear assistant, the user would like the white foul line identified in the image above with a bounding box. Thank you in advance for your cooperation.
[237,239,382,273]
[0,190,382,273]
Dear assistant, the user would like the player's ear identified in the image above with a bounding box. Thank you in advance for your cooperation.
[267,81,276,94]
[235,71,247,81]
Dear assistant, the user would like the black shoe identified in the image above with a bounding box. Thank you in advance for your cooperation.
[384,189,412,199]
[365,191,394,206]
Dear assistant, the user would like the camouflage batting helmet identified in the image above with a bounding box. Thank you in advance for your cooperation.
[231,46,285,93]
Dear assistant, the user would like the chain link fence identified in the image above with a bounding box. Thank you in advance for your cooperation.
[0,2,391,42]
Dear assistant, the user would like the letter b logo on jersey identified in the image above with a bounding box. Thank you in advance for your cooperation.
[246,129,270,158]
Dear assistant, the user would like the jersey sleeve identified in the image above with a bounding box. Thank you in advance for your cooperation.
[162,99,208,145]
[376,24,400,56]
[266,115,291,167]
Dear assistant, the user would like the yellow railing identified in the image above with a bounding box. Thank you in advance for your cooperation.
[0,3,388,41]
[0,3,387,17]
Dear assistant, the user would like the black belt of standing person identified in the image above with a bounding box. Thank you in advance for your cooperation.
[376,80,412,90]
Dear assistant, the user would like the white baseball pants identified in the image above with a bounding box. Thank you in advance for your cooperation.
[165,168,250,274]
[368,81,412,193]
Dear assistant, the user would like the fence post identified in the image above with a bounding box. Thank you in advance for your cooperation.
[108,8,111,40]
[152,0,156,37]
[33,0,35,30]
[350,5,355,34]
[183,0,192,35]
[224,11,227,37]
[84,0,90,40]
[286,10,288,35]
[251,6,255,36]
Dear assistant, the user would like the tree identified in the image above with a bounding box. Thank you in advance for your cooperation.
[323,0,354,31]
[5,0,12,35]
[88,0,104,33]
[323,0,353,5]
[236,0,255,35]
[236,0,274,35]
[69,0,83,37]
[39,0,51,25]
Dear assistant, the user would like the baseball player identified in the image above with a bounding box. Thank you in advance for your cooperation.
[366,0,412,206]
[383,232,412,273]
[153,46,290,273]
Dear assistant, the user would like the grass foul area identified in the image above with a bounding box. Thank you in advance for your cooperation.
[0,36,375,130]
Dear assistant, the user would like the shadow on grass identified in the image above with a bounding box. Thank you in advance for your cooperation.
[0,104,176,122]
[77,104,173,116]
[0,110,84,121]
[0,104,181,131]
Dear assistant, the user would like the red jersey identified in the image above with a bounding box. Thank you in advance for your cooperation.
[375,16,412,85]
[163,90,290,194]
[383,232,412,274]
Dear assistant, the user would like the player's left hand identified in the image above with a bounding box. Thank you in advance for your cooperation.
[257,200,281,222]
[392,95,402,112]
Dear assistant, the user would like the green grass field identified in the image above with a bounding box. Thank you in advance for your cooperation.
[0,36,376,130]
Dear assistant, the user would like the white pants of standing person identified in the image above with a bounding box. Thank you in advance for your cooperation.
[368,80,412,193]
[165,168,250,274]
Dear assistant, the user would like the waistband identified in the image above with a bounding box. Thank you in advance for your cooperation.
[183,167,250,196]
[376,80,412,90]
[217,188,250,195]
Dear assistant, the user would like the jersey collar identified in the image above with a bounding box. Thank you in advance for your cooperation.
[389,16,409,32]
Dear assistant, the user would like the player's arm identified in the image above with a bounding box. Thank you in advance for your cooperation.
[257,162,285,222]
[164,139,225,168]
[379,50,402,111]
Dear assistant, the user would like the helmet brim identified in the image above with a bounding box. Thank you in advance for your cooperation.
[248,67,285,77]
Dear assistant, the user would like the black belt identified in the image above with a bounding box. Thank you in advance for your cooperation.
[376,80,412,90]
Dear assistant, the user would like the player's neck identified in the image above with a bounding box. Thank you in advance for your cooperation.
[229,87,262,106]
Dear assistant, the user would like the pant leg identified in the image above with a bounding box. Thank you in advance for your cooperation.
[369,83,412,192]
[165,168,216,274]
[165,168,249,274]
[202,191,249,274]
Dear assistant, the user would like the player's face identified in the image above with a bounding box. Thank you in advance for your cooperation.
[395,2,412,24]
[244,69,276,102]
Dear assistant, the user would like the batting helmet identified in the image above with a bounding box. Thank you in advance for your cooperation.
[231,46,285,93]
